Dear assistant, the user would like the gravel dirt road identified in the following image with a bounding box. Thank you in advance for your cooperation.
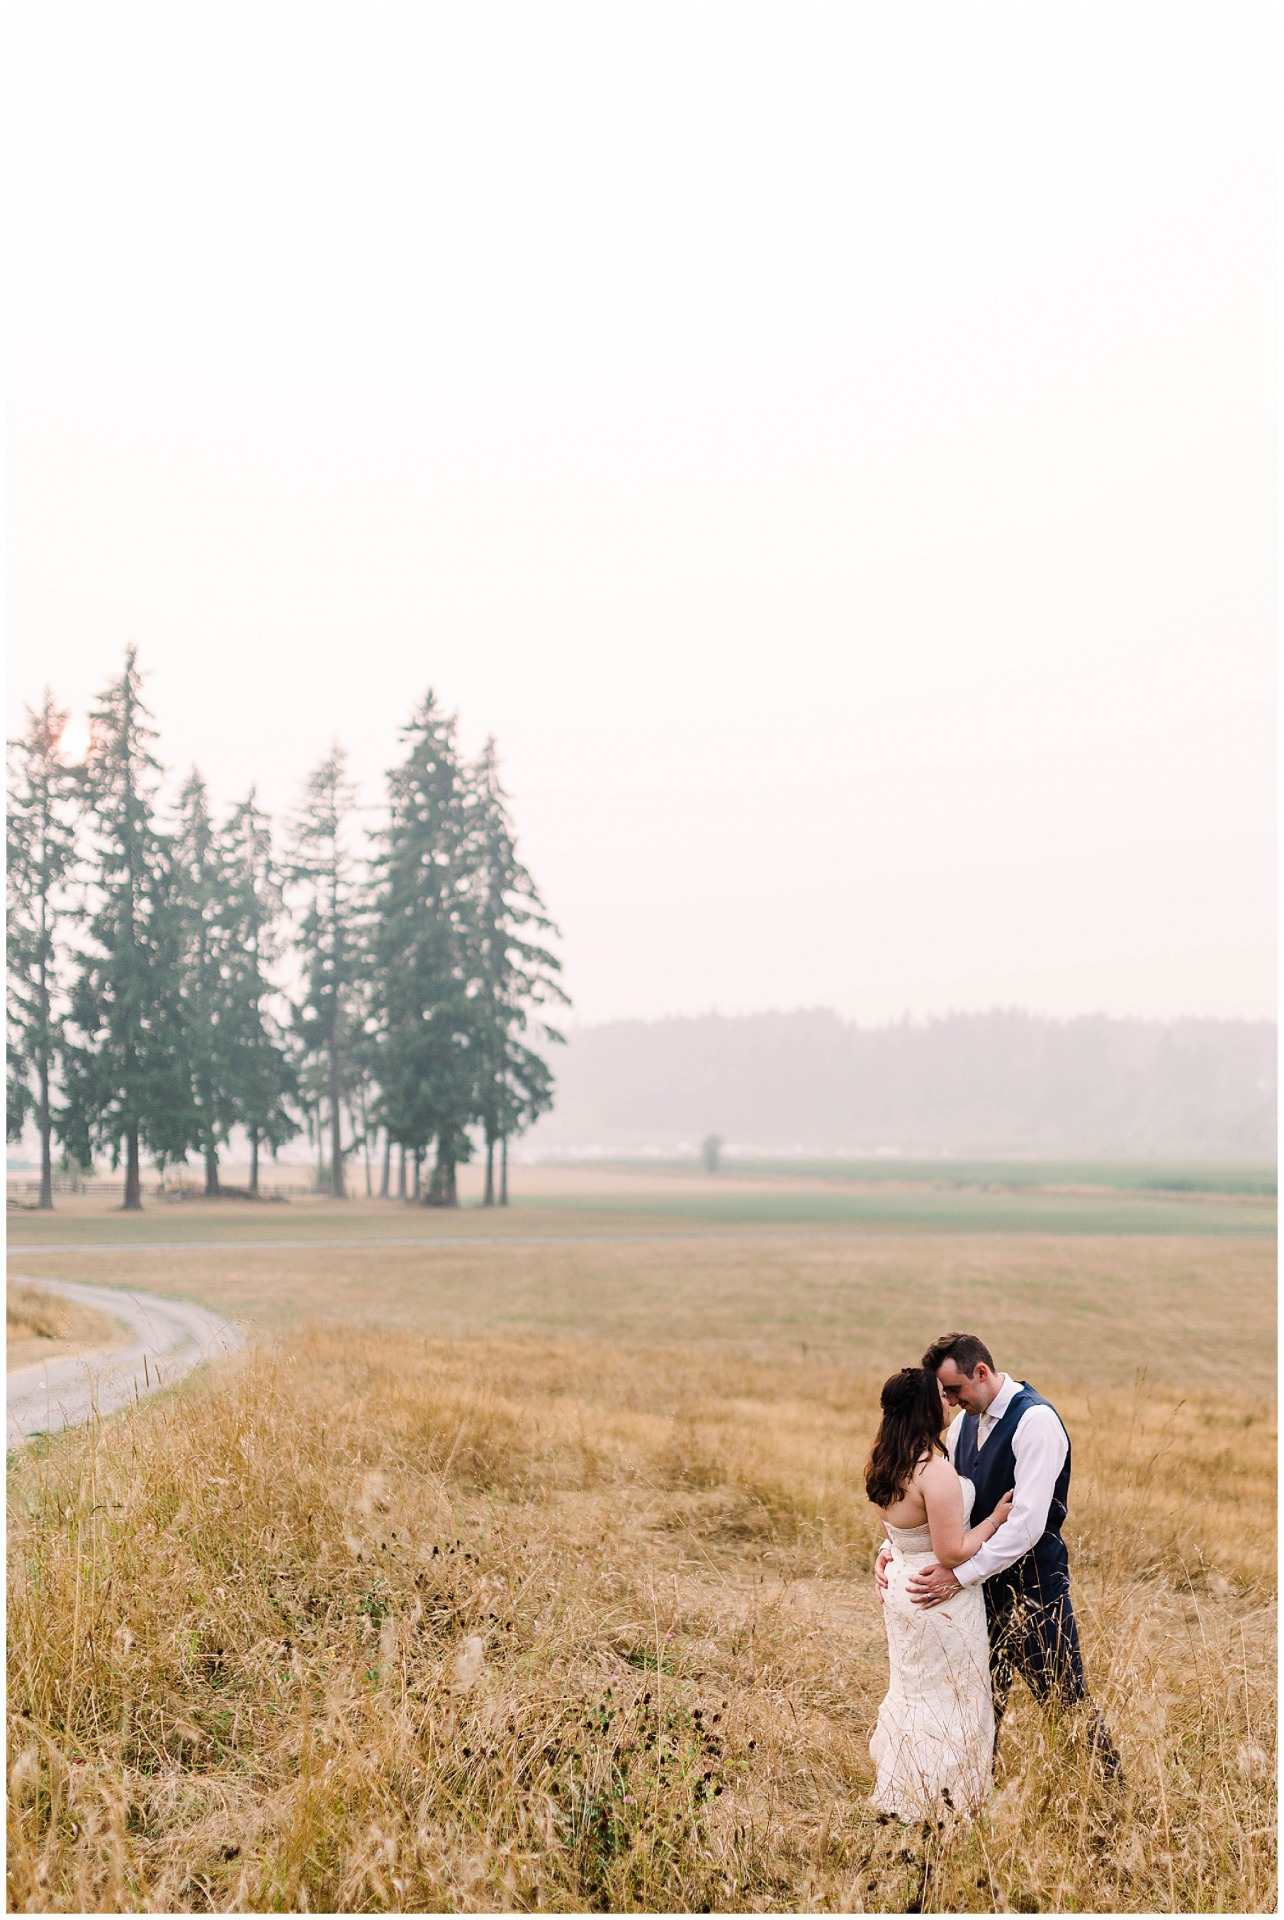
[6,1275,244,1447]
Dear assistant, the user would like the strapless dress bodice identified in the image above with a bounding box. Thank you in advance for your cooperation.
[884,1518,934,1556]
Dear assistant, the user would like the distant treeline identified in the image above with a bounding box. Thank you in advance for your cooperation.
[528,1009,1277,1158]
[7,650,566,1210]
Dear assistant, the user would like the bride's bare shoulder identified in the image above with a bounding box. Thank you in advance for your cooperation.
[915,1454,958,1489]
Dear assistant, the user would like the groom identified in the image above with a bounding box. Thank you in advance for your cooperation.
[876,1330,1120,1777]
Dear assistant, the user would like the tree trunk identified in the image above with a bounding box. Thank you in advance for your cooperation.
[398,1143,406,1199]
[38,1110,54,1210]
[380,1132,391,1199]
[329,1080,345,1199]
[37,1056,53,1213]
[249,1128,260,1197]
[425,1132,458,1207]
[123,1127,143,1210]
[483,1134,495,1207]
[202,1084,220,1195]
[500,1132,509,1207]
[413,1146,422,1201]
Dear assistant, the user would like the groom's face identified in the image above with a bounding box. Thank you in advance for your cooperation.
[934,1358,990,1416]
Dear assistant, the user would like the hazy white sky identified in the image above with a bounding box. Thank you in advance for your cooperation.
[7,1,1276,1025]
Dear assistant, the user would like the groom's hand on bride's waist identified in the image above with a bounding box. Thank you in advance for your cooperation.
[906,1561,963,1608]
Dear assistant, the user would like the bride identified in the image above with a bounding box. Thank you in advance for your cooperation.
[866,1367,1012,1818]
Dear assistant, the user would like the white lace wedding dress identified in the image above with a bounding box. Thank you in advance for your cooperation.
[870,1477,995,1818]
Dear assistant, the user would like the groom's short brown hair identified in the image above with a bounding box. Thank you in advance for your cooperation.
[922,1332,995,1376]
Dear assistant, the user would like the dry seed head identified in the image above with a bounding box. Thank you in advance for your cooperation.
[9,1747,40,1804]
[356,1471,390,1517]
[451,1634,486,1691]
[1236,1740,1272,1782]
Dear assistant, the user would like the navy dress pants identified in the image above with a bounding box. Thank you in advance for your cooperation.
[985,1579,1121,1777]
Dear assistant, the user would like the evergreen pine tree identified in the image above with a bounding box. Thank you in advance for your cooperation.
[62,649,196,1209]
[343,967,382,1198]
[220,788,298,1194]
[466,738,568,1204]
[369,692,474,1206]
[6,692,81,1209]
[287,746,363,1199]
[172,769,234,1194]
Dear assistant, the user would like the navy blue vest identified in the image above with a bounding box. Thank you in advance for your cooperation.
[953,1383,1071,1602]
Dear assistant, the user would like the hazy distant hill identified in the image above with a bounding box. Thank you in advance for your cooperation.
[528,1010,1277,1158]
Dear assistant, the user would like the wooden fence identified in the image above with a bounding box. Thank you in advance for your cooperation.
[7,1176,296,1203]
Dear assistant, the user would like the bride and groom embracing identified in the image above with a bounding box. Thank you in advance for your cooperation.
[867,1331,1121,1819]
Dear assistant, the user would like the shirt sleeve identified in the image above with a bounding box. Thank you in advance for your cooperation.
[953,1405,1068,1587]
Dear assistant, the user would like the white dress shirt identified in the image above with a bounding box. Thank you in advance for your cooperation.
[945,1375,1069,1588]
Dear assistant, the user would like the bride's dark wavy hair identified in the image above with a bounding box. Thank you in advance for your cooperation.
[864,1367,947,1508]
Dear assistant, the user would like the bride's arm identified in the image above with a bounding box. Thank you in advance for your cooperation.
[920,1459,1012,1568]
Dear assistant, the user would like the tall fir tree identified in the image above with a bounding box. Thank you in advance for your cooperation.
[466,738,568,1204]
[342,964,382,1198]
[287,745,363,1198]
[369,692,475,1205]
[172,769,235,1194]
[6,692,81,1209]
[220,789,299,1194]
[61,649,196,1209]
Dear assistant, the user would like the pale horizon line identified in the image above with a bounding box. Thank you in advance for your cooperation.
[562,1004,1279,1033]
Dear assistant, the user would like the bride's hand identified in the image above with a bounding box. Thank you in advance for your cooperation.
[991,1489,1015,1528]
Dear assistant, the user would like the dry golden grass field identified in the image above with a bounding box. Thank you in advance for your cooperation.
[6,1169,1277,1913]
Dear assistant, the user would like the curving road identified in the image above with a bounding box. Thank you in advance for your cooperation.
[7,1276,244,1448]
